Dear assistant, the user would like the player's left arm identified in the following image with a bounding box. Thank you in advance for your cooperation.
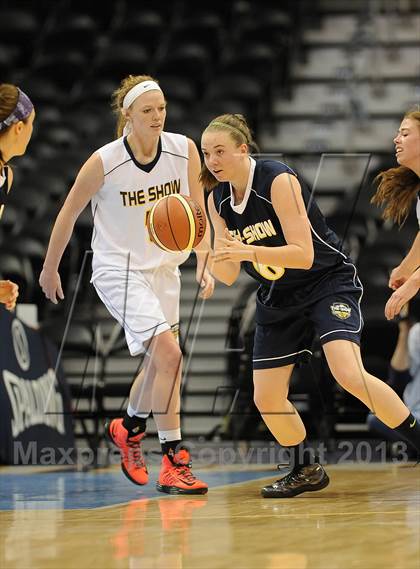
[213,173,314,270]
[269,172,314,269]
[186,137,215,299]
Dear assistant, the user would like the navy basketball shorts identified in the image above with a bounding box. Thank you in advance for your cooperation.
[253,263,364,370]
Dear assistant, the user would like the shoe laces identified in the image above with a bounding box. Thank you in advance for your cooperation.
[172,461,197,483]
[127,438,145,468]
[274,466,306,487]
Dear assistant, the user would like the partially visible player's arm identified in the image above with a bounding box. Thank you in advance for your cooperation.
[385,265,420,320]
[187,138,212,257]
[403,231,420,272]
[389,231,420,289]
[40,153,104,303]
[207,192,241,286]
[0,280,19,311]
[0,168,19,310]
[212,173,314,270]
[186,138,214,298]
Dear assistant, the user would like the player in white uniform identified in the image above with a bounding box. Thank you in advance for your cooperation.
[40,75,214,494]
[372,109,420,319]
[0,83,35,311]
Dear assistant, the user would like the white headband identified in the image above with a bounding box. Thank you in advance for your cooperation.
[122,81,163,109]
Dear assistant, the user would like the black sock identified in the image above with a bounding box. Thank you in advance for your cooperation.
[393,413,420,454]
[122,413,147,438]
[161,440,182,460]
[287,441,318,469]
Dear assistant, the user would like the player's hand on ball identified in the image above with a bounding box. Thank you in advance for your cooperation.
[0,280,19,311]
[39,268,65,304]
[213,228,251,263]
[196,265,215,299]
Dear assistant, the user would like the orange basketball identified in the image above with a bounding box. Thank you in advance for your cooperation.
[147,194,207,252]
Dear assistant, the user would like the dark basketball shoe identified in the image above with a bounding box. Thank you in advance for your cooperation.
[261,463,330,498]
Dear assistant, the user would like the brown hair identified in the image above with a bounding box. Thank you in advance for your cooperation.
[111,74,161,138]
[199,114,260,191]
[371,109,420,226]
[0,83,19,168]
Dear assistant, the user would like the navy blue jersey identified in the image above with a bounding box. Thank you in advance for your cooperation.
[0,166,9,221]
[211,158,350,289]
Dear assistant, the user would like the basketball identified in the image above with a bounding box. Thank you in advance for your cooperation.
[147,194,207,252]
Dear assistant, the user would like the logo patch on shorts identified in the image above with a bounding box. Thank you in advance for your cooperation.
[330,302,351,320]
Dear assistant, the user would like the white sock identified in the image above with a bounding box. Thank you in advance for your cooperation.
[127,403,149,419]
[158,428,181,443]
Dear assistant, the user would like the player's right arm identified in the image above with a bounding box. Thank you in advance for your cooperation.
[389,231,420,289]
[207,192,240,286]
[39,153,104,303]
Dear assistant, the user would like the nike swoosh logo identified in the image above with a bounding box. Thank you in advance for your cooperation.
[178,478,195,486]
[410,419,417,428]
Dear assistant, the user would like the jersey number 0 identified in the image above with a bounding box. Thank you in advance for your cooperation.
[252,262,285,281]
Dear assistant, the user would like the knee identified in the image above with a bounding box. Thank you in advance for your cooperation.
[253,389,266,411]
[253,385,288,412]
[253,366,292,412]
[164,345,183,373]
[331,365,365,393]
[151,340,182,375]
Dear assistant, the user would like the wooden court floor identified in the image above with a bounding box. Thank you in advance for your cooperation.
[0,463,419,569]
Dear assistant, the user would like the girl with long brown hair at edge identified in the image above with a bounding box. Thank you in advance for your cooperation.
[0,83,35,311]
[372,108,420,320]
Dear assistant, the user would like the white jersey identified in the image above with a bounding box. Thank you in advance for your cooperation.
[91,132,191,277]
[416,193,420,229]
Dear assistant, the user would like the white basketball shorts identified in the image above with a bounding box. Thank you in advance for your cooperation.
[92,265,180,356]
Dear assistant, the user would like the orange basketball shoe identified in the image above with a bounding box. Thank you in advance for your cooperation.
[106,418,148,486]
[156,449,208,495]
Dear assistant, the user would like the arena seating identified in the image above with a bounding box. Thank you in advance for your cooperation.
[1,0,418,447]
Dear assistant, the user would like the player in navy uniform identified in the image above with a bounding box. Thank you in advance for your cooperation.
[201,114,420,498]
[0,83,35,311]
[372,108,420,319]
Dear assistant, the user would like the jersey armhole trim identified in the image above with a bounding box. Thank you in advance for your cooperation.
[104,158,132,176]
